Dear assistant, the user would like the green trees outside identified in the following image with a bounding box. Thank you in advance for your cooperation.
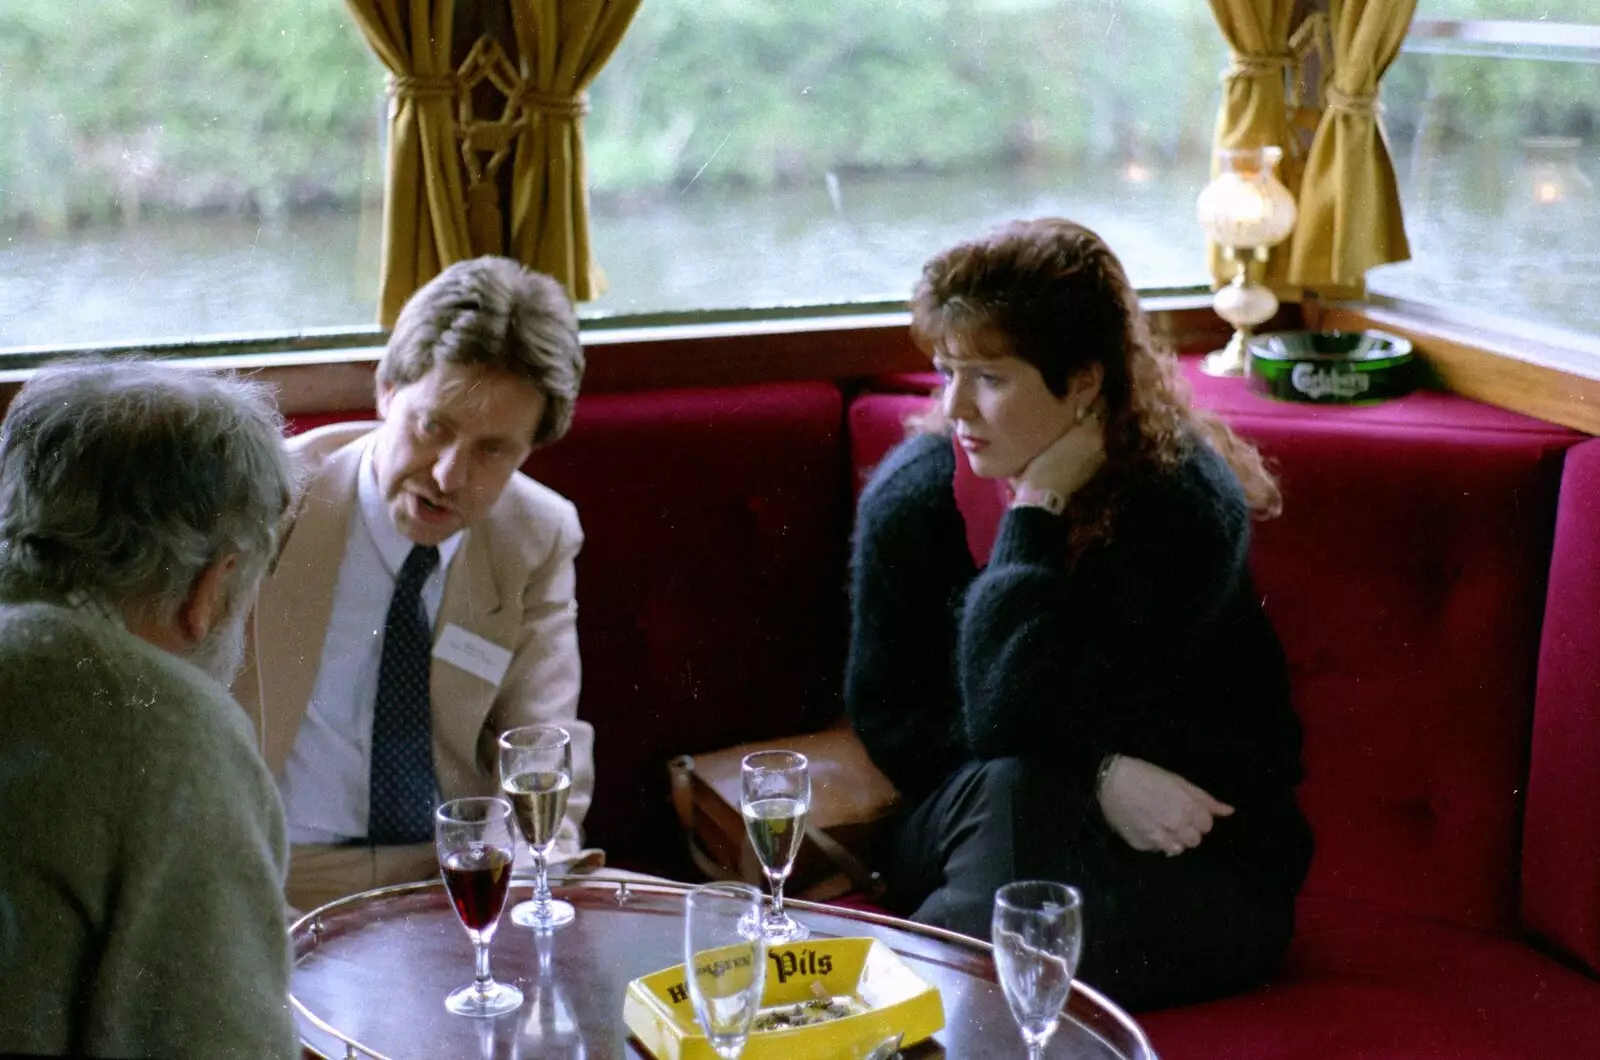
[0,0,379,230]
[583,0,1222,195]
[0,0,1593,232]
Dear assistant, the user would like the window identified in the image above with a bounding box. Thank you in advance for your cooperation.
[0,1,384,349]
[581,0,1225,318]
[1369,3,1600,346]
[5,2,1594,357]
[0,0,1226,350]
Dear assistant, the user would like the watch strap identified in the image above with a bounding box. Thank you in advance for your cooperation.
[1011,484,1067,515]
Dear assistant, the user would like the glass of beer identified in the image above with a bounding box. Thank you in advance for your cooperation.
[992,880,1083,1060]
[499,724,577,930]
[436,797,522,1017]
[739,749,810,943]
[684,882,768,1059]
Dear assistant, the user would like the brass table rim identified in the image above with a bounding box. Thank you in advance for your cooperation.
[289,874,1156,1060]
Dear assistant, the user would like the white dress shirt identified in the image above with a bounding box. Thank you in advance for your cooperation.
[278,441,462,844]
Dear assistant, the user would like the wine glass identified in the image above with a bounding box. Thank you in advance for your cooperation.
[684,882,768,1059]
[739,749,811,943]
[436,797,523,1017]
[992,880,1083,1059]
[499,724,576,930]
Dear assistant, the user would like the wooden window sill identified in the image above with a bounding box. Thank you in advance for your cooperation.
[1318,304,1600,436]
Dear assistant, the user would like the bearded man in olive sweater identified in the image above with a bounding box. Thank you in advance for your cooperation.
[0,362,299,1059]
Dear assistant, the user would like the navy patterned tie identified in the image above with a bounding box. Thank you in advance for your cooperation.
[368,544,441,844]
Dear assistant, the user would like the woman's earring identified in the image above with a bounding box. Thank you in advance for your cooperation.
[1075,404,1088,424]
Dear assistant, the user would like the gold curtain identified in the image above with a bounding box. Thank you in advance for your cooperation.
[1287,0,1417,291]
[509,0,643,302]
[1205,0,1300,289]
[344,0,472,327]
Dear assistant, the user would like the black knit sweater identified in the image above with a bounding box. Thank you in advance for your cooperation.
[846,431,1309,872]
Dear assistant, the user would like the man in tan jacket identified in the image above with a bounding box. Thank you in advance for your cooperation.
[235,257,596,913]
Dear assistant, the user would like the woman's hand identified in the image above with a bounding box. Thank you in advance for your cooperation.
[1012,407,1106,501]
[1097,755,1234,857]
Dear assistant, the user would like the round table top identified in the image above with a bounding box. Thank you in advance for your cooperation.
[290,875,1154,1060]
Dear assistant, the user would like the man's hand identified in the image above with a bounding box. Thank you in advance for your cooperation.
[1097,755,1234,856]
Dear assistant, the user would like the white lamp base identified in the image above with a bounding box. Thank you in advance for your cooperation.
[1201,329,1253,377]
[1205,249,1278,379]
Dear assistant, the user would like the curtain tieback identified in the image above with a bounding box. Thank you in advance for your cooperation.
[516,88,591,121]
[1222,10,1330,101]
[1222,53,1292,82]
[1324,85,1382,117]
[383,72,588,123]
[385,73,460,102]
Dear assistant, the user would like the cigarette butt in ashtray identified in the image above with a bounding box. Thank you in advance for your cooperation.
[810,980,830,1000]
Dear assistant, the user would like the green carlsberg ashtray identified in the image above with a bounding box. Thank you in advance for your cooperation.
[1246,330,1416,405]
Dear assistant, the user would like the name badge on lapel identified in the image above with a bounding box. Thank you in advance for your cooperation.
[433,623,513,687]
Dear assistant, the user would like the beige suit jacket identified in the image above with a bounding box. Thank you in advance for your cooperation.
[234,424,594,873]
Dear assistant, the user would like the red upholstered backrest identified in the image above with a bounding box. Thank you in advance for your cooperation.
[848,393,929,497]
[1523,437,1600,972]
[849,371,1581,933]
[1237,414,1572,931]
[524,383,851,870]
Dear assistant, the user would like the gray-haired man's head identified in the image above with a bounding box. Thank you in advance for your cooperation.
[0,360,297,682]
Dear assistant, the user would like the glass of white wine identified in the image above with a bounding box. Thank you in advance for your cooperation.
[739,749,810,943]
[498,724,576,930]
[684,882,768,1059]
[992,880,1083,1060]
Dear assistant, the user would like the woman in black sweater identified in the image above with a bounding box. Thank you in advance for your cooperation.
[846,218,1312,1011]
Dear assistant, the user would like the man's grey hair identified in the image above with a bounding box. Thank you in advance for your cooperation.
[0,360,297,623]
[378,256,584,448]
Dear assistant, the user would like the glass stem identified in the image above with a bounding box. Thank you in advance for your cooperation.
[533,849,552,907]
[769,872,787,922]
[473,937,493,995]
[1027,1043,1045,1060]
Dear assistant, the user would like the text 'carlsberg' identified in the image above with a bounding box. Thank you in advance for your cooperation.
[1291,362,1371,400]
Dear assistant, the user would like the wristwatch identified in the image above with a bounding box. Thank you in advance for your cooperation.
[1010,484,1067,515]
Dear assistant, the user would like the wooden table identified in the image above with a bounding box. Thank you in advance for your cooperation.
[291,875,1155,1059]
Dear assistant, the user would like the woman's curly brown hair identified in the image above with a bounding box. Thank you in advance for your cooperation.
[909,217,1280,560]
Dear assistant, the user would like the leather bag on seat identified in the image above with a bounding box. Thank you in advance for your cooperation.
[668,721,900,901]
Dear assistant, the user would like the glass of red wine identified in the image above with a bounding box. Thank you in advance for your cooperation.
[436,796,523,1017]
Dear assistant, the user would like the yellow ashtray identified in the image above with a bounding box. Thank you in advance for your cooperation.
[623,936,945,1060]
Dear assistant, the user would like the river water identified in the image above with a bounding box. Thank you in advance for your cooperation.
[1,156,1595,351]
